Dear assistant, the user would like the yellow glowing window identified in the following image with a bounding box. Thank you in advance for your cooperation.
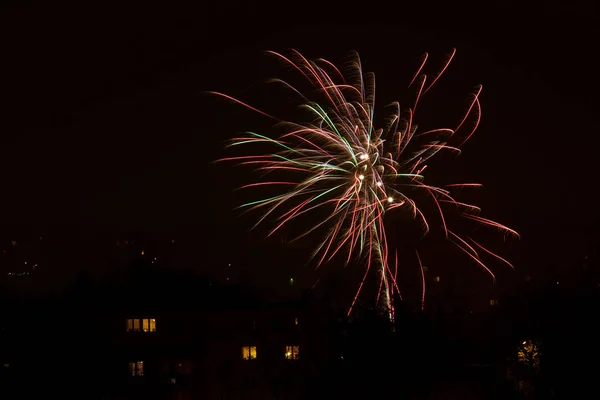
[133,319,140,331]
[149,318,156,332]
[143,319,149,332]
[285,345,300,360]
[242,346,257,360]
[490,299,499,306]
[129,361,144,376]
[434,276,440,282]
[126,319,133,332]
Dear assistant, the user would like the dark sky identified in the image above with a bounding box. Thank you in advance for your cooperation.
[1,0,599,296]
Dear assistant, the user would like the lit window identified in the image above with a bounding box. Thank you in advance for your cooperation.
[490,299,499,306]
[285,345,300,360]
[434,276,440,282]
[128,318,156,332]
[129,361,144,376]
[242,346,257,360]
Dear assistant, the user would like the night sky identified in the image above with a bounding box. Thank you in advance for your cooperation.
[1,1,598,299]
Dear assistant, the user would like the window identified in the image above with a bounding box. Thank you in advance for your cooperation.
[490,299,499,306]
[242,346,257,360]
[285,345,300,360]
[434,276,440,282]
[126,318,156,332]
[129,361,144,376]
[125,319,140,332]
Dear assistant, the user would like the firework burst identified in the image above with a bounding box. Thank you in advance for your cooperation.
[212,49,518,319]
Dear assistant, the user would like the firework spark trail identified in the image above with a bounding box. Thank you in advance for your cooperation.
[415,250,426,312]
[213,49,518,319]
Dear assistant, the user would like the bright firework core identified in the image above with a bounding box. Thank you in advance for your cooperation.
[355,148,394,211]
[214,49,518,318]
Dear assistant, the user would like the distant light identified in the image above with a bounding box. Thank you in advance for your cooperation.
[376,181,383,187]
[141,250,145,256]
[522,341,527,345]
[24,261,27,265]
[289,278,294,285]
[387,197,394,203]
[358,175,365,180]
[556,281,559,285]
[171,240,175,243]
